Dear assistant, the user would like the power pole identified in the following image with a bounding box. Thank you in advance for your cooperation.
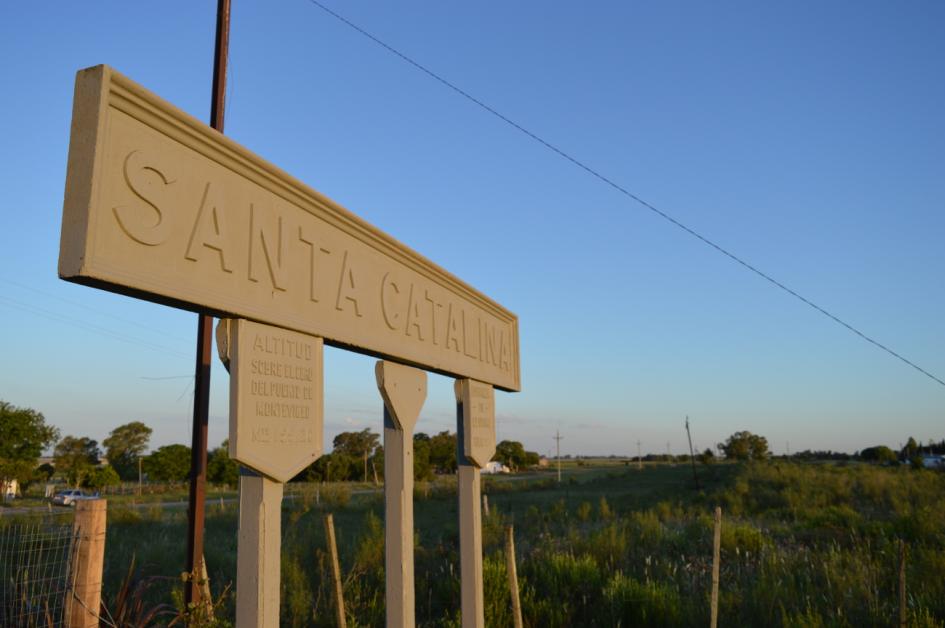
[637,440,642,470]
[553,430,564,482]
[685,416,700,488]
[186,0,230,610]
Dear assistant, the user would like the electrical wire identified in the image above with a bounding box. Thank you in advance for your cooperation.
[0,295,190,360]
[306,0,944,389]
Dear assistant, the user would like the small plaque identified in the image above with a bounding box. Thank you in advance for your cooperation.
[222,319,323,482]
[455,379,496,468]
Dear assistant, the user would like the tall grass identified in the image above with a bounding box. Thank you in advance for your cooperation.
[97,462,945,626]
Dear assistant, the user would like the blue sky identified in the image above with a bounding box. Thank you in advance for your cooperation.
[1,1,942,457]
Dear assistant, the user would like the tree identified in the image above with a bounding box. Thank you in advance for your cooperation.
[144,444,191,482]
[103,421,152,481]
[413,433,434,481]
[34,462,55,483]
[207,440,239,487]
[699,447,715,465]
[0,401,59,486]
[429,431,457,474]
[718,431,769,461]
[860,445,897,464]
[523,450,541,467]
[493,440,527,471]
[902,437,919,460]
[333,429,380,482]
[54,436,101,486]
[84,465,120,490]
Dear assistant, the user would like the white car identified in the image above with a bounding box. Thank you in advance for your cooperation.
[51,489,98,506]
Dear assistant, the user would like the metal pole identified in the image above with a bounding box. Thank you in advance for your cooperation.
[186,0,230,609]
[554,430,563,483]
[685,416,700,488]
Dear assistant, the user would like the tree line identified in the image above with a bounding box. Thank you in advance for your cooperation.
[0,399,542,491]
[3,399,939,494]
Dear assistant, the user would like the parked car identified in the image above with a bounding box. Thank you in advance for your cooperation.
[51,489,99,507]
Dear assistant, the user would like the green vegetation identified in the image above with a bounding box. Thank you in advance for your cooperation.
[53,435,101,486]
[144,444,192,483]
[0,400,59,488]
[207,440,239,487]
[87,461,944,626]
[103,421,153,481]
[718,430,769,461]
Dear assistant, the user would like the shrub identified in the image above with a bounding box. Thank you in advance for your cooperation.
[604,572,682,627]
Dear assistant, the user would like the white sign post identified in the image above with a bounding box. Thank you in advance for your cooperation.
[375,361,427,628]
[217,318,324,628]
[454,379,496,628]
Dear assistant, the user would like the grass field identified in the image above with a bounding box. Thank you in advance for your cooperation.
[16,461,945,626]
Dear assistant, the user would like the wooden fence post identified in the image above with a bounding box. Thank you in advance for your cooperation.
[67,499,107,628]
[899,539,907,628]
[201,553,214,620]
[710,506,721,628]
[325,513,347,628]
[505,526,523,628]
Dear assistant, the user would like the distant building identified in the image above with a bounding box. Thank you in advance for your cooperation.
[482,461,510,474]
[538,457,550,467]
[1,479,19,501]
[922,455,944,469]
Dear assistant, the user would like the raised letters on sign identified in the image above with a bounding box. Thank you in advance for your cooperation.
[456,379,496,468]
[220,318,324,482]
[59,65,520,391]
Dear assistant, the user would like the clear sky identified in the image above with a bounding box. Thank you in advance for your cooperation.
[1,1,942,458]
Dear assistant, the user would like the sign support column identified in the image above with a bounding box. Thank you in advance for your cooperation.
[236,468,282,627]
[376,361,427,628]
[454,379,496,628]
[217,318,324,628]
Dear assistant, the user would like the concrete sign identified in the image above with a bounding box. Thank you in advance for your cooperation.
[218,318,323,482]
[455,379,496,468]
[59,65,520,391]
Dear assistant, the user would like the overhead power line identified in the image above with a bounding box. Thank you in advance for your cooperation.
[306,0,944,389]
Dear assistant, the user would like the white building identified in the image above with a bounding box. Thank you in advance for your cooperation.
[1,479,19,501]
[482,461,510,474]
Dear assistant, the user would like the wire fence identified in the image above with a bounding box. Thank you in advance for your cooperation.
[0,520,77,627]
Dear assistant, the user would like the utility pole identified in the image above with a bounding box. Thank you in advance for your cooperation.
[553,430,564,482]
[186,0,230,609]
[685,416,700,488]
[637,440,642,470]
[137,456,142,496]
